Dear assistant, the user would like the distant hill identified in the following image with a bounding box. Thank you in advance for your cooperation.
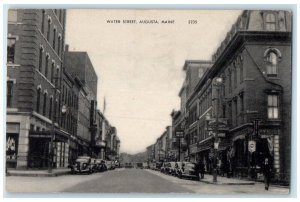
[120,151,147,164]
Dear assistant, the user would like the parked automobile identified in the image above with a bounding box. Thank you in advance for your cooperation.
[142,162,149,169]
[105,160,112,170]
[70,156,94,174]
[155,162,163,171]
[136,162,143,169]
[176,162,199,180]
[124,162,133,168]
[160,162,170,174]
[168,162,177,175]
[95,159,107,172]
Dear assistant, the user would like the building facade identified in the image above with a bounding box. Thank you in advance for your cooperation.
[6,9,120,170]
[6,9,67,169]
[186,10,291,181]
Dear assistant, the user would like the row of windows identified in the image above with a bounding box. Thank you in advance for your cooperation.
[221,55,243,95]
[186,94,279,144]
[198,89,212,117]
[41,10,63,58]
[61,84,78,110]
[226,94,245,127]
[36,88,57,120]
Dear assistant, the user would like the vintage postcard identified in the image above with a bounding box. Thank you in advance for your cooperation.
[5,8,292,195]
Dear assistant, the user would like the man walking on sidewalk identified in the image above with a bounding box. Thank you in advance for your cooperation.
[262,157,272,190]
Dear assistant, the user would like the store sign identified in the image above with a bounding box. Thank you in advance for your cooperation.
[175,130,184,138]
[96,140,106,147]
[248,140,256,153]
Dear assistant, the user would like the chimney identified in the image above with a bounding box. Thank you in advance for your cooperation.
[65,44,69,52]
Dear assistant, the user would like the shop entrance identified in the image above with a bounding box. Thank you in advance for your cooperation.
[28,138,50,169]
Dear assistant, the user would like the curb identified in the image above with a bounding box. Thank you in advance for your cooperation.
[7,171,71,177]
[199,180,256,185]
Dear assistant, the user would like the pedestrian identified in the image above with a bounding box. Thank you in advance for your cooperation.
[199,160,205,179]
[261,157,272,190]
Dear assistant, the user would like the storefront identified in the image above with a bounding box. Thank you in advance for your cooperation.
[6,123,20,168]
[28,130,69,169]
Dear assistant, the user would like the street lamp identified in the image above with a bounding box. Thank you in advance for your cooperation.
[212,77,223,183]
[48,104,67,173]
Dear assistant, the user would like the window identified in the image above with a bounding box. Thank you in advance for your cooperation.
[233,62,237,88]
[47,18,51,41]
[45,55,49,78]
[268,95,279,119]
[41,10,45,33]
[265,13,276,31]
[38,47,43,72]
[240,94,244,124]
[266,51,278,77]
[52,29,56,49]
[239,56,244,83]
[49,97,53,119]
[55,68,59,86]
[36,88,41,113]
[7,81,13,107]
[7,38,16,63]
[42,93,47,116]
[57,36,61,56]
[51,62,55,83]
[228,71,232,93]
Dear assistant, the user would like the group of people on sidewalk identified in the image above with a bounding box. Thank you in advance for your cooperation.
[194,156,273,190]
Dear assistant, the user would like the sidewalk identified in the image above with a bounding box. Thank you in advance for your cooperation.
[6,168,71,177]
[199,174,256,185]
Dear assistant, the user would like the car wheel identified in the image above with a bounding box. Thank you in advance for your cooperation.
[178,173,182,179]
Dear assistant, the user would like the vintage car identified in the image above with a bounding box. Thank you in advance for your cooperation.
[168,162,177,175]
[160,162,170,174]
[176,162,199,180]
[105,160,112,170]
[95,159,107,172]
[70,156,95,174]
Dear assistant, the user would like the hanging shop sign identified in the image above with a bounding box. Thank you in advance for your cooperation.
[248,140,256,153]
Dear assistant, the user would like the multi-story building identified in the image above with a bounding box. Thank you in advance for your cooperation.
[64,48,99,157]
[6,9,119,171]
[186,10,291,181]
[6,9,67,169]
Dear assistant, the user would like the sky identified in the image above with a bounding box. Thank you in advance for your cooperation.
[65,9,242,154]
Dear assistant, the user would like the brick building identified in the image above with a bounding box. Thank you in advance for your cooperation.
[6,9,67,169]
[6,9,120,170]
[186,10,291,181]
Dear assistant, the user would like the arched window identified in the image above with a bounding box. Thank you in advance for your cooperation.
[233,62,237,88]
[36,88,41,113]
[266,51,278,77]
[42,92,47,116]
[239,56,244,83]
[45,54,49,78]
[47,18,51,41]
[52,28,56,49]
[51,62,55,83]
[57,35,61,56]
[41,10,45,33]
[38,47,43,72]
[265,13,276,31]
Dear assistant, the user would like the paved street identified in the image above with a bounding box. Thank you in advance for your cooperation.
[6,168,289,194]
